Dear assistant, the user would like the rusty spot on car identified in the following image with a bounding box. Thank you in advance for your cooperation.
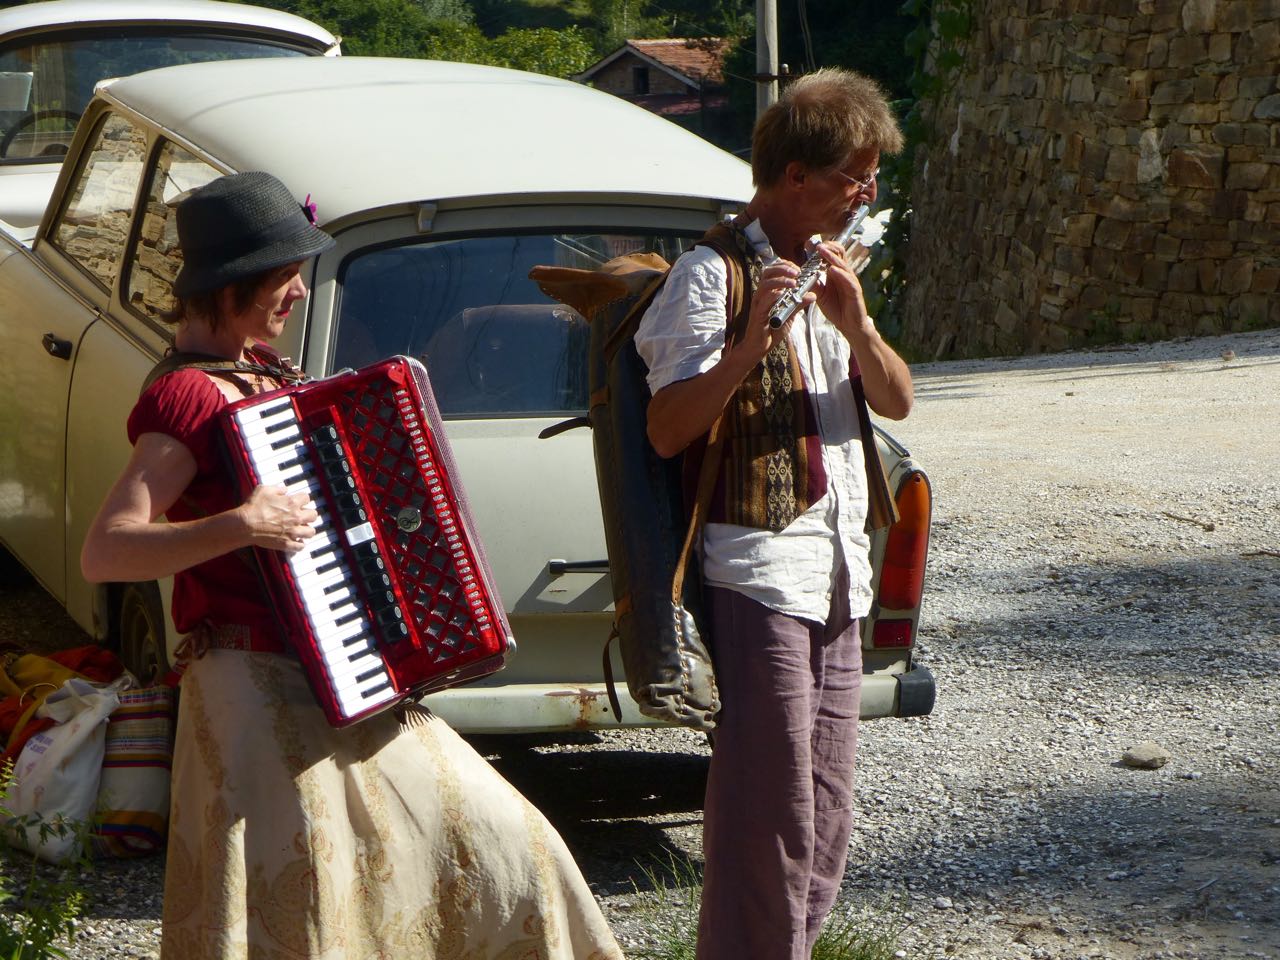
[544,688,604,728]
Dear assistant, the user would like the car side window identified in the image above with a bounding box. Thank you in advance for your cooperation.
[126,140,221,322]
[50,112,147,291]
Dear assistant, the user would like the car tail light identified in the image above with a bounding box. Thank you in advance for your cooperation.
[872,618,913,648]
[877,470,931,611]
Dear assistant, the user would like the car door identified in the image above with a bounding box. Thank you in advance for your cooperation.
[62,136,223,639]
[0,110,147,599]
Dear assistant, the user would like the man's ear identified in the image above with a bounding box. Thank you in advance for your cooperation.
[783,160,808,191]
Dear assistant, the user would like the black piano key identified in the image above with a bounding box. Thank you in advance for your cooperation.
[334,610,361,627]
[355,666,384,683]
[360,681,394,700]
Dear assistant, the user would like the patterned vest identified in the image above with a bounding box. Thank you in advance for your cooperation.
[683,221,828,532]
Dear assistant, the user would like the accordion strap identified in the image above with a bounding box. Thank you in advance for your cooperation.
[139,347,307,398]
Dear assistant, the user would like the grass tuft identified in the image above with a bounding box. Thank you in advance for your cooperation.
[627,854,910,960]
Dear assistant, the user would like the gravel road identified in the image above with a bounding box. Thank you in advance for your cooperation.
[3,328,1277,960]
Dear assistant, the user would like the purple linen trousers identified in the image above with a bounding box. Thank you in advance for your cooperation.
[696,574,862,960]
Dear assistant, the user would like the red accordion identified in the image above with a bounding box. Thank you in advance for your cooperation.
[220,355,514,727]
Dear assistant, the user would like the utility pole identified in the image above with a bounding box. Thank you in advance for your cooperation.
[756,0,778,117]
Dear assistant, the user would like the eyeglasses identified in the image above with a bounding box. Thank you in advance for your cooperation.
[833,167,879,189]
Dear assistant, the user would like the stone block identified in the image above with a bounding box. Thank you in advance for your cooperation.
[1212,122,1246,144]
[1154,233,1182,259]
[1248,20,1280,60]
[1197,259,1220,292]
[1208,31,1234,60]
[1095,217,1133,250]
[1142,259,1171,286]
[1181,102,1223,123]
[1181,0,1217,30]
[1170,34,1209,65]
[1063,213,1098,245]
[1089,248,1117,279]
[1218,1,1251,31]
[1256,93,1280,119]
[1219,256,1254,293]
[1055,244,1088,272]
[1226,162,1271,189]
[1197,75,1222,101]
[1125,38,1149,67]
[1169,260,1199,290]
[1217,74,1239,99]
[1105,149,1139,182]
[1147,32,1169,66]
[1082,141,1110,179]
[1137,129,1166,180]
[995,302,1021,334]
[1068,73,1096,103]
[1167,146,1224,186]
[1251,265,1280,293]
[1152,78,1194,104]
[1239,76,1276,98]
[1131,297,1157,322]
[1080,284,1110,309]
[1160,122,1192,148]
[1116,98,1151,122]
[1117,252,1146,283]
[1212,189,1250,218]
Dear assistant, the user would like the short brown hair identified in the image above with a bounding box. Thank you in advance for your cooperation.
[164,270,270,332]
[751,68,905,188]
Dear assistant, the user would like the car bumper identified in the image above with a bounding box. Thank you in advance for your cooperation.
[425,663,937,734]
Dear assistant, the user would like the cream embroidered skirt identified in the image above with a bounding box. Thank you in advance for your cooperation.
[161,650,622,960]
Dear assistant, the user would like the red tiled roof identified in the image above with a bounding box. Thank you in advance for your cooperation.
[626,38,729,84]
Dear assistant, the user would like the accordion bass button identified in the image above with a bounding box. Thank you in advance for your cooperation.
[396,506,423,532]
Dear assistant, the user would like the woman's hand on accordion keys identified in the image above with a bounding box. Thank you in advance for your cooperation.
[239,484,319,554]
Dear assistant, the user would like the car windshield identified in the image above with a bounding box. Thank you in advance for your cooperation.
[335,231,700,418]
[0,29,315,162]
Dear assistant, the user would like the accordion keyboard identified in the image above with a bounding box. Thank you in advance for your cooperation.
[219,356,513,727]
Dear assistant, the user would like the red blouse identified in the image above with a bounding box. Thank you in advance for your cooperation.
[127,369,288,653]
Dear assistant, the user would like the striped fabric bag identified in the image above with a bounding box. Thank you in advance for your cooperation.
[90,685,175,858]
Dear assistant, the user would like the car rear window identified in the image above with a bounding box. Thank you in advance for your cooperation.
[334,232,699,418]
[0,30,314,163]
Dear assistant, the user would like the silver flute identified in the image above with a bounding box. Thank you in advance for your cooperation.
[767,203,872,329]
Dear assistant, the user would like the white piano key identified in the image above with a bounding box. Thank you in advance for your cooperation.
[234,405,298,438]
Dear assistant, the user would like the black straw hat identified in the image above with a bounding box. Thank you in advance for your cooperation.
[173,171,335,299]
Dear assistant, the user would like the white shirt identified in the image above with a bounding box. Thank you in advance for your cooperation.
[635,219,873,624]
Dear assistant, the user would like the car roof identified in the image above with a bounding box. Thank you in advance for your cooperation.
[99,56,754,226]
[0,0,338,52]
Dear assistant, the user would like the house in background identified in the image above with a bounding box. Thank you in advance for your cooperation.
[574,38,738,147]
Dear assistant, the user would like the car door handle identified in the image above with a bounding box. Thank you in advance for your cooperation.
[41,333,72,360]
[548,559,610,576]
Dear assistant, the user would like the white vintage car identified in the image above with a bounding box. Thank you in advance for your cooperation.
[0,0,339,228]
[0,56,934,732]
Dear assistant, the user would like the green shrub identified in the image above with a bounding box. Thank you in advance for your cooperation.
[0,763,88,960]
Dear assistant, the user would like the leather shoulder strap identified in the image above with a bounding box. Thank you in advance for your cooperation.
[671,229,745,602]
[139,348,306,397]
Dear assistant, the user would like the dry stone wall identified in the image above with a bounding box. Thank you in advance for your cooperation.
[901,0,1280,357]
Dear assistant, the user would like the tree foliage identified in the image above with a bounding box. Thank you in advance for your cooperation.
[260,0,593,77]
